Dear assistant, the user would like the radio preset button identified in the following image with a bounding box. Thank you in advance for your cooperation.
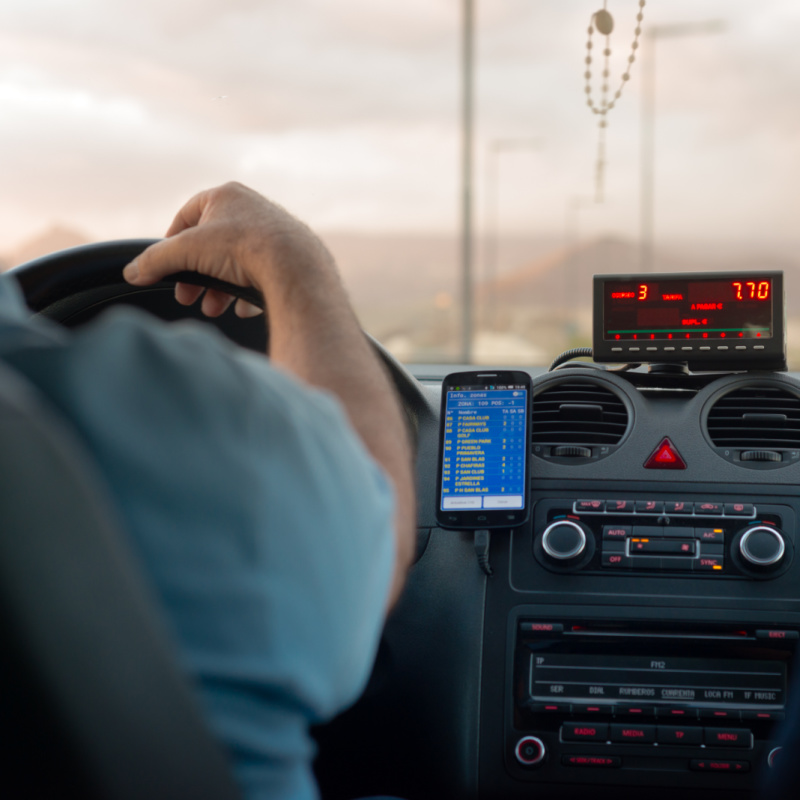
[743,710,785,722]
[528,702,572,714]
[656,725,703,746]
[661,707,699,721]
[616,705,656,717]
[700,709,741,722]
[610,724,655,744]
[562,723,609,742]
[573,703,611,716]
[704,728,752,748]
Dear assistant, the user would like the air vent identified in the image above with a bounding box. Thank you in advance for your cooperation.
[533,379,630,462]
[705,384,800,468]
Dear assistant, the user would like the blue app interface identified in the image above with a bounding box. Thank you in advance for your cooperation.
[440,384,528,511]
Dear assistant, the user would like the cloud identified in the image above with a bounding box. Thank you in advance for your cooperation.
[0,0,799,246]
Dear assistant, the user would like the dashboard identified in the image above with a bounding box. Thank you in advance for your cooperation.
[314,361,800,800]
[13,248,800,800]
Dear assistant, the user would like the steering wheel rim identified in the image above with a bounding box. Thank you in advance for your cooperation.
[11,239,428,438]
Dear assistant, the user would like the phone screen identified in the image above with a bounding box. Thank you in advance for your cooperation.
[437,372,530,528]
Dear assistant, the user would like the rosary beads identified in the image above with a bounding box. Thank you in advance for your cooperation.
[584,0,646,201]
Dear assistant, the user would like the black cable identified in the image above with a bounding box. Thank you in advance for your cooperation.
[549,347,593,371]
[548,347,641,373]
[474,529,493,576]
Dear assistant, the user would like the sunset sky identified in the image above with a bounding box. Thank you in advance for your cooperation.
[0,0,798,251]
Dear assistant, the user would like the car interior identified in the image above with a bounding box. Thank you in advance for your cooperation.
[3,2,800,799]
[6,243,799,800]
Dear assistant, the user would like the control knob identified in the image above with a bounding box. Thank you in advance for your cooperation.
[541,520,587,562]
[515,736,546,767]
[738,525,786,570]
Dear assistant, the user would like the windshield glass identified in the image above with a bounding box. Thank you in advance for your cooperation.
[1,1,798,367]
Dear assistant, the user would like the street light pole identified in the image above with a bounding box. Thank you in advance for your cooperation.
[640,20,725,272]
[483,138,542,331]
[460,0,475,363]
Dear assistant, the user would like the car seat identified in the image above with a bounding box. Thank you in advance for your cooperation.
[0,361,239,799]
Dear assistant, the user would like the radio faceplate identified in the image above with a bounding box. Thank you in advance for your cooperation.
[506,616,797,791]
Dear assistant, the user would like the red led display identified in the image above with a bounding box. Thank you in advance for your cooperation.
[602,276,773,342]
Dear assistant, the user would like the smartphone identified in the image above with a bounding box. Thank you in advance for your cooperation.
[436,370,532,529]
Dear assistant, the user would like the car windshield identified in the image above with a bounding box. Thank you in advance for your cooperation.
[1,0,797,367]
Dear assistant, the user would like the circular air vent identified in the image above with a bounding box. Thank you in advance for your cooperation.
[532,378,631,463]
[704,383,800,469]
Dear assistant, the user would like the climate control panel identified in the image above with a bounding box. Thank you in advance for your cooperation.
[533,498,794,579]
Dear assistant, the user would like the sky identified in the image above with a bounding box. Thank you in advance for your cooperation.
[0,0,799,250]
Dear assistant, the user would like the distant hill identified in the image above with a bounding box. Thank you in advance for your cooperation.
[482,236,800,315]
[3,225,91,270]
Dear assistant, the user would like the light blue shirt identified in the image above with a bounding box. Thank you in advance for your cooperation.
[0,275,395,799]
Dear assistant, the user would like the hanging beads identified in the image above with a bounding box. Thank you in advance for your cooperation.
[583,0,646,201]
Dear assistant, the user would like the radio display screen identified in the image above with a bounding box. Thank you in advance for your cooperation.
[529,653,785,709]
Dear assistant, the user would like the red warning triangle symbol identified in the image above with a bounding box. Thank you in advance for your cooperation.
[644,437,687,470]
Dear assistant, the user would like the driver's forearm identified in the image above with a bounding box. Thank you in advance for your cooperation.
[256,254,416,609]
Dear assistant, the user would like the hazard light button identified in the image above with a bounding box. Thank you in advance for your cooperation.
[644,438,687,470]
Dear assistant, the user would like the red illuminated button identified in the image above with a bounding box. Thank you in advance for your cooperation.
[576,500,605,513]
[608,499,635,513]
[704,728,752,748]
[519,622,565,635]
[665,501,692,514]
[724,503,755,517]
[656,726,703,746]
[610,724,655,744]
[644,438,687,470]
[696,502,724,515]
[562,723,608,742]
[603,525,631,540]
[690,759,750,773]
[562,755,621,768]
[756,629,799,641]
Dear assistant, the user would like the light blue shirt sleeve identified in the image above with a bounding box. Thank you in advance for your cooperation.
[0,278,396,800]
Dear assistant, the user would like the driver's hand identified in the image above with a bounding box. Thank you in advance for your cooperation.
[123,182,332,319]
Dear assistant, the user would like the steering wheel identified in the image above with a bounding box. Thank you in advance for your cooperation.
[11,240,428,436]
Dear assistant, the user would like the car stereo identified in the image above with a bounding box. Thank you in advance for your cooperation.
[592,271,787,371]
